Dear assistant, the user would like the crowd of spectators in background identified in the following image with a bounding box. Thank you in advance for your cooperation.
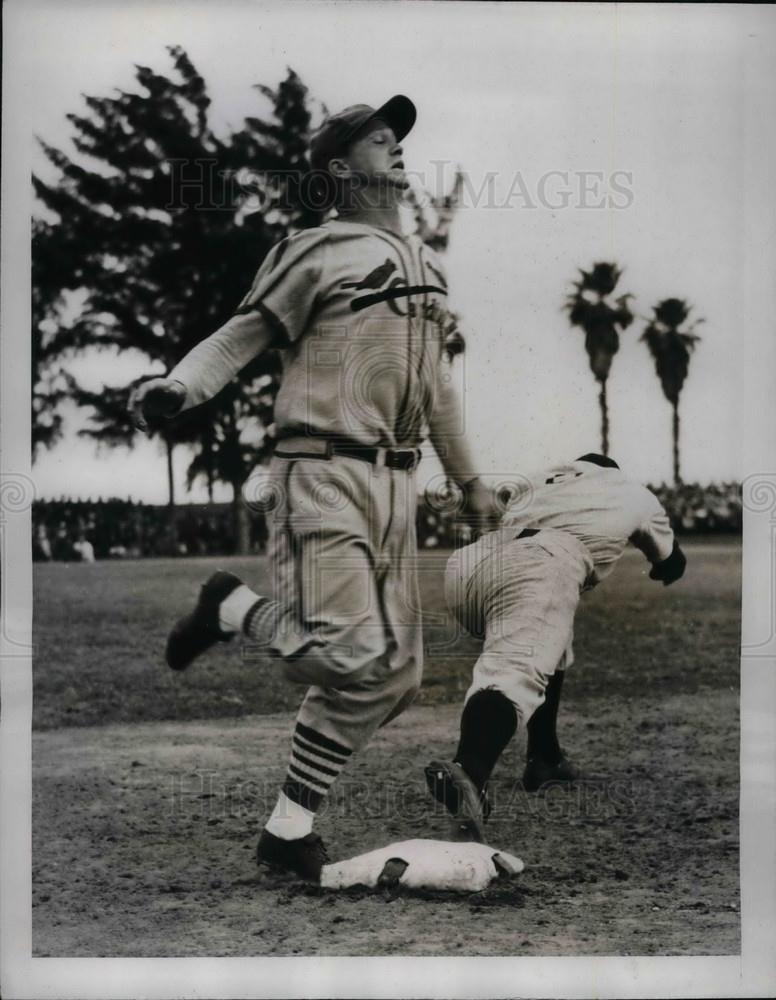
[32,499,265,561]
[33,481,742,562]
[649,481,742,535]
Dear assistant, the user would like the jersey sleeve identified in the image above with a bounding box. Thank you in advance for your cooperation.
[169,311,276,410]
[629,490,676,564]
[169,229,328,409]
[234,228,328,345]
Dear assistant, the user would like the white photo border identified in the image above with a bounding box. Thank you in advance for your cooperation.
[2,2,775,997]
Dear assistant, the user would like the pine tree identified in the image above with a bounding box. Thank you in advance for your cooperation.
[32,47,323,550]
[32,218,76,454]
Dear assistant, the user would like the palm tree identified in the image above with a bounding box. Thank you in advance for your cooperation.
[565,262,634,455]
[641,298,702,484]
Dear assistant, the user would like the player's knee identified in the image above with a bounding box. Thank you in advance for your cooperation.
[280,626,391,688]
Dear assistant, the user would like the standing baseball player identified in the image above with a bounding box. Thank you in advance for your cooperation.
[425,453,687,841]
[129,95,497,880]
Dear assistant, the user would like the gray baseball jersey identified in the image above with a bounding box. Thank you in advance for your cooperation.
[500,461,675,587]
[170,219,458,447]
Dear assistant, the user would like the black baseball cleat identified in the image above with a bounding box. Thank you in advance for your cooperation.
[165,570,243,671]
[522,755,582,793]
[424,760,488,843]
[256,829,329,882]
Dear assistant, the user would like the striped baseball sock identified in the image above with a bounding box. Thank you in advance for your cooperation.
[218,584,278,643]
[264,721,353,840]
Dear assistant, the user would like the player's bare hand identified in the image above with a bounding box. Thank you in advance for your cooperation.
[128,378,187,433]
[460,477,500,539]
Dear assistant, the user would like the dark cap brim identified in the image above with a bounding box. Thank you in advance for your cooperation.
[337,95,417,152]
[368,95,417,143]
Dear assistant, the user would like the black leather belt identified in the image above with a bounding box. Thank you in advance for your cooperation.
[517,528,540,539]
[333,442,421,471]
[275,439,421,472]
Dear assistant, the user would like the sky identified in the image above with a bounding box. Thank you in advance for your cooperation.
[13,1,773,503]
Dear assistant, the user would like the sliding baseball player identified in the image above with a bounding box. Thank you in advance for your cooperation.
[425,453,686,841]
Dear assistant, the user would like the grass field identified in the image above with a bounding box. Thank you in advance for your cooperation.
[32,539,742,956]
[33,539,741,730]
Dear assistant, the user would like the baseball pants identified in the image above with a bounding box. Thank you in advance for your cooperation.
[444,526,594,726]
[263,452,423,755]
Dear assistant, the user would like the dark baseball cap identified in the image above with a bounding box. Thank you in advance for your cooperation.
[310,95,416,173]
[577,453,620,469]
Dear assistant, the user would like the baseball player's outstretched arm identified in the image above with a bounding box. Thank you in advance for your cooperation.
[167,311,276,410]
[128,312,275,430]
[129,229,326,431]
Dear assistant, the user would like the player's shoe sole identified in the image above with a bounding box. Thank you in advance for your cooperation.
[424,760,487,843]
[522,755,581,793]
[256,829,329,882]
[165,570,243,671]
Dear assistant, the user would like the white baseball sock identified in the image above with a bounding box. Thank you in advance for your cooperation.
[218,584,262,634]
[264,790,315,841]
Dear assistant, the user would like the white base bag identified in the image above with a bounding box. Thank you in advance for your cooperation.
[320,838,524,893]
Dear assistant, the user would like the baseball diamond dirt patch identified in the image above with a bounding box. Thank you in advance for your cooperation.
[31,542,740,956]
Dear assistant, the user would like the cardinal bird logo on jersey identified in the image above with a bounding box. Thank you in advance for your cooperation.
[341,258,398,291]
[343,257,447,317]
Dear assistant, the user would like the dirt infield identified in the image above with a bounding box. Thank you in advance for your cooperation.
[32,697,739,956]
[31,543,740,956]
